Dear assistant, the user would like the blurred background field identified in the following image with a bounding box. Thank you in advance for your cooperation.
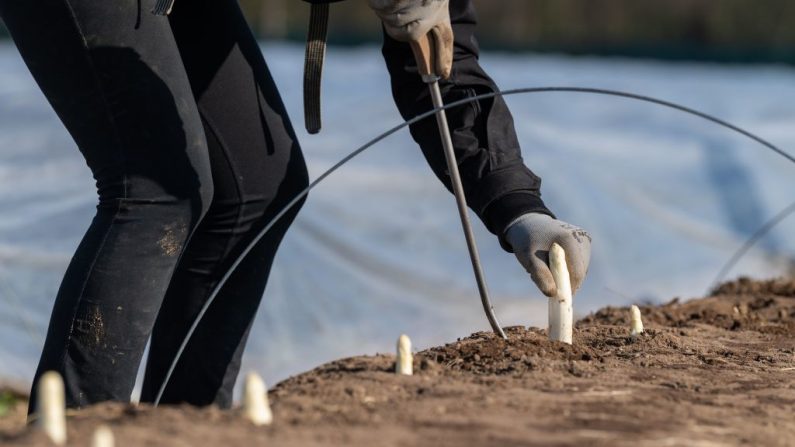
[0,0,794,395]
[5,0,793,64]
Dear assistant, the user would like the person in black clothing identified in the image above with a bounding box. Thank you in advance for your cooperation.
[0,0,590,411]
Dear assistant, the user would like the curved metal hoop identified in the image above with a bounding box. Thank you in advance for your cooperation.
[153,86,795,405]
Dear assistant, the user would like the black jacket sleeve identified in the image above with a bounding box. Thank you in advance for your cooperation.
[380,0,555,251]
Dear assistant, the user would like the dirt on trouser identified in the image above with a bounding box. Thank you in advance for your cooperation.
[2,277,794,447]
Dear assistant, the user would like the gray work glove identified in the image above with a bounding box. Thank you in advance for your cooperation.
[368,0,454,78]
[504,213,592,297]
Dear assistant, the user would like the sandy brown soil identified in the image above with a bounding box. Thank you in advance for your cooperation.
[2,277,794,446]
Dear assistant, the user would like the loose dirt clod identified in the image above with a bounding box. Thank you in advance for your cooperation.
[2,277,794,447]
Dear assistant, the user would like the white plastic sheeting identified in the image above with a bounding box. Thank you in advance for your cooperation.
[0,43,793,390]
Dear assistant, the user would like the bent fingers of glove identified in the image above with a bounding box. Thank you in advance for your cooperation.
[524,251,558,298]
[505,213,591,297]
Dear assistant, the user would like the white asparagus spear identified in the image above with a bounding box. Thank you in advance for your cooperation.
[630,305,644,337]
[243,372,273,426]
[91,425,115,447]
[36,371,67,445]
[548,243,573,344]
[396,334,413,376]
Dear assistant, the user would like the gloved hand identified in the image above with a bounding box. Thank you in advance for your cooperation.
[368,0,454,78]
[504,213,592,297]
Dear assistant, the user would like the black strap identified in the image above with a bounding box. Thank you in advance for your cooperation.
[303,3,330,135]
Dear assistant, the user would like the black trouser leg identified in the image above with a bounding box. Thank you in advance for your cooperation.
[139,0,308,408]
[0,0,213,410]
[1,0,305,410]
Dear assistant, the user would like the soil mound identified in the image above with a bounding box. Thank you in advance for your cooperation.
[580,277,795,333]
[420,326,595,375]
[2,278,794,446]
[710,276,795,297]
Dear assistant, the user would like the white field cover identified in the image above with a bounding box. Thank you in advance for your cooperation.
[0,43,793,391]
